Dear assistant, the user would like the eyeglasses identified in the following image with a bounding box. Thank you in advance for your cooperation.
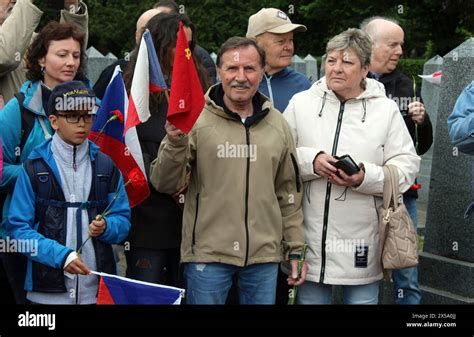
[57,113,97,124]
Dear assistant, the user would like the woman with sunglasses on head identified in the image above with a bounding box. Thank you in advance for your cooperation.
[0,21,91,304]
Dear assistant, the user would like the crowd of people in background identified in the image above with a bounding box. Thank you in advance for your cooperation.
[0,0,471,305]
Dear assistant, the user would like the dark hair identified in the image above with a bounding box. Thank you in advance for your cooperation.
[123,13,211,103]
[26,21,86,82]
[153,0,180,13]
[216,37,266,69]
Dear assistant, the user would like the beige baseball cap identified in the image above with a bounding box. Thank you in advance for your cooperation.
[246,8,307,38]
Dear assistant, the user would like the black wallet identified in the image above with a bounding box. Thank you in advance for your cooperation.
[333,155,360,176]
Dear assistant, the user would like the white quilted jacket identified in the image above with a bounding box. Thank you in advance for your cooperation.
[283,77,420,285]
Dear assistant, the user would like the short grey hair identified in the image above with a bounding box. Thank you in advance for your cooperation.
[360,16,399,44]
[326,28,372,67]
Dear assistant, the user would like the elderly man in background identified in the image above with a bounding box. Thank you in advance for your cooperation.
[246,7,311,113]
[361,16,433,305]
[245,7,311,304]
[93,7,162,99]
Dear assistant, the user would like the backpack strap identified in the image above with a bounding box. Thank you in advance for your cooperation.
[31,158,53,204]
[14,93,36,165]
[26,157,108,250]
[93,151,115,203]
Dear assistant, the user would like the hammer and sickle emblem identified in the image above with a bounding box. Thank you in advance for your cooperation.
[185,48,192,60]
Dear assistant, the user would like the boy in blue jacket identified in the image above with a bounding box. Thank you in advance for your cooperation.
[7,81,131,304]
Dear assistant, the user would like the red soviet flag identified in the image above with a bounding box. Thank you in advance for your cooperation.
[167,21,205,134]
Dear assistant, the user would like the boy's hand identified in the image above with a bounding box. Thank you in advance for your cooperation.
[89,215,106,237]
[64,256,90,275]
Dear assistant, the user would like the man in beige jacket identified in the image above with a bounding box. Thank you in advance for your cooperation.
[150,37,307,304]
[0,0,88,107]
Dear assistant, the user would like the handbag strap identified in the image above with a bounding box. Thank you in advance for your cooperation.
[382,166,392,209]
[388,165,402,208]
[380,165,402,279]
[382,165,401,209]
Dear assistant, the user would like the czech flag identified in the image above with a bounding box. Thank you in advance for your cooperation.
[124,30,167,136]
[167,21,205,134]
[89,65,150,208]
[94,271,185,305]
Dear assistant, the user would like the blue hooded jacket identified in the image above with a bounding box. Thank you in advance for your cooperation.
[448,81,474,155]
[258,67,311,113]
[0,79,95,237]
[6,138,131,293]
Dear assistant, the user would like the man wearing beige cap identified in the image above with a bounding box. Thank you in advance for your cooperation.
[246,8,311,113]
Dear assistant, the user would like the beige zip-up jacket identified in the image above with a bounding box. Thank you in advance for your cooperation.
[0,0,89,105]
[150,85,305,267]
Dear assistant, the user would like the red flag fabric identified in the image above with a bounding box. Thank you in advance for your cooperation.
[97,276,114,304]
[167,21,205,134]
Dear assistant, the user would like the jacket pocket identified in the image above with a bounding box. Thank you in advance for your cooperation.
[290,153,301,193]
[453,133,474,155]
[191,193,200,252]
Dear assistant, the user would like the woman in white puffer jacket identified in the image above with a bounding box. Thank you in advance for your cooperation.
[283,28,420,304]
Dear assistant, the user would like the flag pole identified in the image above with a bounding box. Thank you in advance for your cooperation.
[164,90,170,104]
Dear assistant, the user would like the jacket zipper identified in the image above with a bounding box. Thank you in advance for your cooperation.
[191,193,200,254]
[244,126,251,266]
[319,102,345,283]
[265,74,274,105]
[290,153,301,193]
[75,277,79,304]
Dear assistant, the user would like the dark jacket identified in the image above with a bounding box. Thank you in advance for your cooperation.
[369,69,433,199]
[194,45,216,84]
[126,98,183,250]
[93,59,129,100]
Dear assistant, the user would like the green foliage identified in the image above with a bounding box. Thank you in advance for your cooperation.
[32,0,473,64]
[422,40,435,60]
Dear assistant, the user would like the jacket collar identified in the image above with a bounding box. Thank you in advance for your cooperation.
[206,84,271,126]
[368,68,402,83]
[28,137,101,163]
[264,67,292,79]
[20,81,46,116]
[51,133,90,170]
